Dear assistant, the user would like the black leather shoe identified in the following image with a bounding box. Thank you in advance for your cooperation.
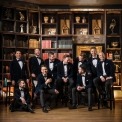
[42,107,48,113]
[69,105,77,109]
[88,107,92,111]
[28,107,35,113]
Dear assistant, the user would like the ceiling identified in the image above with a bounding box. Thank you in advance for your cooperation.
[16,0,122,6]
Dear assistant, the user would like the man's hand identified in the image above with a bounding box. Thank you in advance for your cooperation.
[31,73,36,78]
[106,77,112,80]
[100,76,106,82]
[45,78,52,85]
[55,89,59,94]
[62,77,68,83]
[20,97,26,104]
[77,86,85,91]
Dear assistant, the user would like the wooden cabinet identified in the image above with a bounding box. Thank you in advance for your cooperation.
[0,6,122,90]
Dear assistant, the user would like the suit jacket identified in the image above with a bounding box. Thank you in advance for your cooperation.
[10,59,29,83]
[57,62,73,79]
[73,57,91,79]
[14,87,31,104]
[35,73,54,94]
[29,56,44,77]
[44,58,60,79]
[76,72,92,89]
[97,59,115,82]
[88,56,100,78]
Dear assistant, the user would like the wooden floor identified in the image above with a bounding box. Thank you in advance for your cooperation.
[0,101,122,122]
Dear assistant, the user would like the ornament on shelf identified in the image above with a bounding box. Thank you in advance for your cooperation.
[82,16,86,23]
[19,12,25,21]
[109,19,116,34]
[50,17,54,23]
[20,24,24,33]
[114,51,120,61]
[75,16,80,23]
[44,16,49,23]
[93,19,101,35]
[62,17,69,35]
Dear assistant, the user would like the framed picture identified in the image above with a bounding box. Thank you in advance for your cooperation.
[44,28,56,35]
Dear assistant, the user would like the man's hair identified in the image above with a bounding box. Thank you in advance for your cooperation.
[41,65,47,69]
[48,52,54,56]
[80,52,86,59]
[79,64,87,72]
[63,54,70,59]
[90,46,97,50]
[17,79,25,84]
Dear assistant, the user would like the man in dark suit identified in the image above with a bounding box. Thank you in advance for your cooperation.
[9,79,34,113]
[10,50,29,88]
[29,48,44,79]
[93,52,115,100]
[88,47,100,79]
[44,52,60,80]
[34,65,59,113]
[56,54,74,99]
[69,65,93,111]
[29,48,44,101]
[73,52,91,81]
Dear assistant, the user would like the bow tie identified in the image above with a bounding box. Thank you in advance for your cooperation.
[82,75,85,77]
[63,64,67,66]
[50,62,53,63]
[37,57,41,59]
[78,61,82,63]
[101,61,104,63]
[92,58,97,60]
[20,89,24,91]
[17,59,22,62]
[43,75,47,77]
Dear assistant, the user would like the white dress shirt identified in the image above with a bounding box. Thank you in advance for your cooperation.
[102,62,107,76]
[82,73,86,87]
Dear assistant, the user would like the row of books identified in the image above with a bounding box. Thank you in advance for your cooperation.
[42,40,57,49]
[29,39,40,48]
[58,39,72,48]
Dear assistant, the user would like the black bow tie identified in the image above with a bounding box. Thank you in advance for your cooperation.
[50,62,53,63]
[20,89,24,91]
[92,58,97,60]
[43,75,47,77]
[82,75,85,77]
[17,59,22,62]
[63,64,67,66]
[37,57,41,59]
[79,61,82,63]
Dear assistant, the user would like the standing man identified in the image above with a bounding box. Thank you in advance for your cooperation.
[93,52,115,100]
[29,48,44,101]
[34,65,59,113]
[56,54,74,100]
[44,52,60,81]
[29,48,44,79]
[10,50,29,88]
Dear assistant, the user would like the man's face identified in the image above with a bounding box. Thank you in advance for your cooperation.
[90,49,97,57]
[78,67,85,74]
[49,54,55,62]
[34,49,40,56]
[19,80,26,88]
[63,57,70,64]
[78,55,84,61]
[99,52,105,61]
[15,51,22,59]
[41,66,48,75]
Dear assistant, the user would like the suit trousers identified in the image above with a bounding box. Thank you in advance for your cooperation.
[72,87,92,107]
[40,89,57,107]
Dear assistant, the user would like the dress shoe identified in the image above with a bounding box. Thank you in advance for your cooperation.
[88,107,92,111]
[69,105,77,109]
[42,107,48,113]
[46,106,51,111]
[28,107,35,113]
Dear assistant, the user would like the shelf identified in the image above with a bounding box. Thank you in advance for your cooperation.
[2,19,15,22]
[107,48,121,50]
[106,35,120,37]
[42,23,57,25]
[42,34,57,37]
[113,60,121,63]
[16,20,28,23]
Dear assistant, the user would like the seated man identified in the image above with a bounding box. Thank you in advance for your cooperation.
[69,65,93,111]
[34,65,59,113]
[9,79,34,113]
[56,54,74,100]
[93,52,115,102]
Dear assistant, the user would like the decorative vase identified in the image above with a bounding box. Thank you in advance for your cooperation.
[44,16,49,23]
[75,16,80,23]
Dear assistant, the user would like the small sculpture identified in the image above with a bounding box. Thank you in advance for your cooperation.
[19,12,25,21]
[109,19,116,34]
[20,24,24,33]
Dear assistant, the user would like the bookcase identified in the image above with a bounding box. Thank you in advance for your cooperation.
[0,5,122,91]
